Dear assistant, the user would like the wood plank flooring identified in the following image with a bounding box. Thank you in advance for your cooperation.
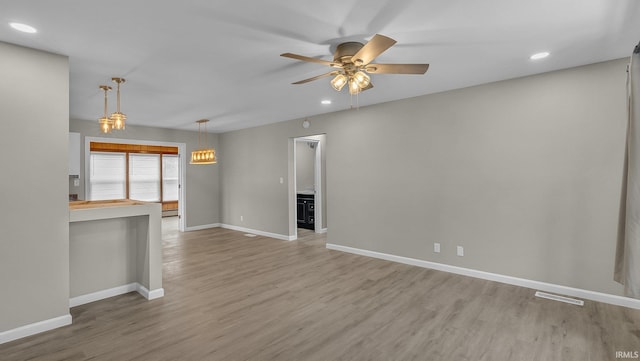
[1,221,640,360]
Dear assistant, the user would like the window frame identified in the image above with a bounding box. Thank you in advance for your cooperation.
[88,142,179,208]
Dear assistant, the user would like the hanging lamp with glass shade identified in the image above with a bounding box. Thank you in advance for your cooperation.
[109,77,127,130]
[190,119,217,164]
[98,85,113,133]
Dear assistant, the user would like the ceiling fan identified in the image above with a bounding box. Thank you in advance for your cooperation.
[281,34,429,95]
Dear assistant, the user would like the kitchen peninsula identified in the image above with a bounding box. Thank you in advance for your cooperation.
[69,200,164,307]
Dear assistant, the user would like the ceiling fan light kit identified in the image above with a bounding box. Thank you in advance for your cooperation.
[281,34,429,96]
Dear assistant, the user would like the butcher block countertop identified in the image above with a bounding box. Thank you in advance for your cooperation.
[69,199,160,223]
[69,199,147,210]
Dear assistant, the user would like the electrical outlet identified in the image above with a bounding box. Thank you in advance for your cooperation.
[457,246,464,257]
[434,243,440,253]
[240,215,244,222]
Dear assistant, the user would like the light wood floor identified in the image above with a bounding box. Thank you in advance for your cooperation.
[1,221,639,360]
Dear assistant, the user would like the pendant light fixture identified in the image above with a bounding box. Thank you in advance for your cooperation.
[98,85,113,133]
[109,77,127,130]
[190,119,217,165]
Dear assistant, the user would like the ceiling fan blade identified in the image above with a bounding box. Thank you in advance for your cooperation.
[280,53,337,67]
[365,63,429,74]
[292,71,340,85]
[351,34,397,66]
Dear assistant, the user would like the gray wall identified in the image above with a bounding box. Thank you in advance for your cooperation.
[220,125,290,232]
[70,217,139,297]
[0,42,70,331]
[69,119,221,228]
[220,58,628,296]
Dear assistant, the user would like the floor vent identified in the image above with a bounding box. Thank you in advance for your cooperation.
[535,291,584,306]
[244,234,257,238]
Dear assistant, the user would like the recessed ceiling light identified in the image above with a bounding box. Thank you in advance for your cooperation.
[321,100,331,105]
[9,22,37,33]
[530,52,550,60]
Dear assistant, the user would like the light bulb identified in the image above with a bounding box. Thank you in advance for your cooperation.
[330,74,347,91]
[348,77,360,95]
[99,117,112,133]
[353,71,370,88]
[110,112,126,130]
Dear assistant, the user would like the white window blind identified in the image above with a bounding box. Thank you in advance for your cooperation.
[129,153,161,202]
[89,152,126,200]
[162,155,179,202]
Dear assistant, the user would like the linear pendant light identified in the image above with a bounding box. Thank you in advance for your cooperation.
[190,119,217,165]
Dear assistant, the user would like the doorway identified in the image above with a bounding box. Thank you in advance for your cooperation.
[290,134,327,240]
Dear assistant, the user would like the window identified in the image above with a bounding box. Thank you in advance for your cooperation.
[89,152,126,200]
[162,155,179,202]
[129,153,161,202]
[87,142,179,206]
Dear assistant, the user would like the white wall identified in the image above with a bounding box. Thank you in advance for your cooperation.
[0,42,70,333]
[220,59,628,296]
[296,141,315,193]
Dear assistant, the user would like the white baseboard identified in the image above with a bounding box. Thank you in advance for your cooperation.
[4,283,165,344]
[70,283,164,307]
[291,228,327,240]
[184,223,295,241]
[137,285,165,300]
[221,224,294,241]
[185,223,221,231]
[0,314,72,345]
[69,283,138,307]
[326,243,640,310]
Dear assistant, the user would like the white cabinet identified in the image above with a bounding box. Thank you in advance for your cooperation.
[69,132,81,175]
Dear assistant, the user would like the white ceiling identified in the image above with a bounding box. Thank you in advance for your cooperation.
[2,0,639,132]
